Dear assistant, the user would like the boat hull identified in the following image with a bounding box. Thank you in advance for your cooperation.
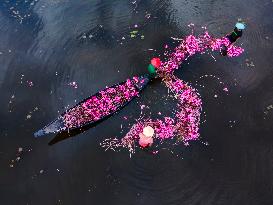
[34,75,150,137]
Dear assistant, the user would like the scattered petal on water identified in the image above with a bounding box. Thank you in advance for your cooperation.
[27,80,34,87]
[68,81,78,89]
[140,105,146,110]
[145,13,151,19]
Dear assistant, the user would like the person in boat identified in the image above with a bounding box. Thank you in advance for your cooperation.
[148,57,161,78]
[220,22,246,56]
[227,22,245,43]
[139,126,154,148]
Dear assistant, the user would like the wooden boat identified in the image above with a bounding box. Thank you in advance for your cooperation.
[34,75,150,137]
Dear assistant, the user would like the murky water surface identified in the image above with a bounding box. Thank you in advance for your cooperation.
[1,0,273,204]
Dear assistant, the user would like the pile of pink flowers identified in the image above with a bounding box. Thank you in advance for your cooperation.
[62,78,140,129]
[115,76,202,151]
[166,76,202,141]
[157,32,244,76]
[101,30,244,154]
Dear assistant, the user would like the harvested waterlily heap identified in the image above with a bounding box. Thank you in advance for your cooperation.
[62,78,141,129]
[101,30,244,154]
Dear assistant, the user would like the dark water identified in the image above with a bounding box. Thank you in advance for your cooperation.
[1,0,273,204]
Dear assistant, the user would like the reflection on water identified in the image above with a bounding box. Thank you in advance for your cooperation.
[0,0,273,204]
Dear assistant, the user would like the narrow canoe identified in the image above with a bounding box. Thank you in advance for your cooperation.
[34,75,150,137]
